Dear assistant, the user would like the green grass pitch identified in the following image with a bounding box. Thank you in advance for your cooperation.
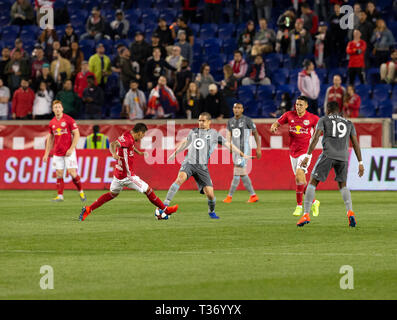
[0,189,396,300]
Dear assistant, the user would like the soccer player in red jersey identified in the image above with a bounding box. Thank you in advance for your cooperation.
[79,123,178,221]
[43,100,86,202]
[270,96,320,217]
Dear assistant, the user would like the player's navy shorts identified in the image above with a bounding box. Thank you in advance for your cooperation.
[311,153,348,182]
[180,163,213,194]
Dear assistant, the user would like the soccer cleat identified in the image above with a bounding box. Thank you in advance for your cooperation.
[79,206,91,222]
[52,195,64,202]
[247,194,259,203]
[311,200,320,217]
[297,213,310,227]
[292,206,303,216]
[164,204,178,215]
[347,210,357,227]
[209,212,220,219]
[223,195,232,203]
[79,191,87,202]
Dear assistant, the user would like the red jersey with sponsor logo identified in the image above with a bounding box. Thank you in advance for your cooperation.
[48,114,78,156]
[114,131,136,179]
[277,110,319,158]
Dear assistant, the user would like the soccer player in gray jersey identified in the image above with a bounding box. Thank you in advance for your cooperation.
[298,101,365,227]
[165,112,253,219]
[223,103,262,203]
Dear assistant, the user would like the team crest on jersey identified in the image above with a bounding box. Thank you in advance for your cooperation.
[206,135,210,139]
[232,128,241,138]
[303,120,310,126]
[239,122,244,127]
[118,136,125,142]
[52,125,55,129]
[61,122,66,127]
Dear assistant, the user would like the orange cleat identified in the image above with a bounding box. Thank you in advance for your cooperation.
[347,210,357,227]
[247,194,259,203]
[223,195,232,203]
[79,206,91,221]
[297,213,310,227]
[165,204,178,215]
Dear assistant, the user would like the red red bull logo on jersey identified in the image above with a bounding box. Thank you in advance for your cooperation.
[290,125,309,135]
[53,128,68,136]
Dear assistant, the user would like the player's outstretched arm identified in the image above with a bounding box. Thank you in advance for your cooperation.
[270,121,281,133]
[351,134,364,177]
[253,130,262,159]
[224,141,254,159]
[133,146,147,157]
[66,129,80,156]
[110,140,121,160]
[301,129,322,168]
[168,139,188,161]
[43,134,54,162]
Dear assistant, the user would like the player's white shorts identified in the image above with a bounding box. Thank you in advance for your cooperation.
[290,154,311,175]
[52,150,78,170]
[110,175,149,194]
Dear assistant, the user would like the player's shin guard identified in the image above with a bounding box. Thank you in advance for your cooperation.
[304,184,316,214]
[296,183,305,205]
[241,175,255,195]
[72,175,83,192]
[340,187,353,212]
[146,187,166,210]
[164,183,180,206]
[228,176,240,196]
[90,192,116,211]
[208,198,216,213]
[57,178,64,196]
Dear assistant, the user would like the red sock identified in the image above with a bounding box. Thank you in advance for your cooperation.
[57,178,64,195]
[72,175,83,192]
[296,183,304,206]
[90,192,115,211]
[146,188,165,210]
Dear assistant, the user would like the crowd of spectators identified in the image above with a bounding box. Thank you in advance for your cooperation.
[0,0,396,121]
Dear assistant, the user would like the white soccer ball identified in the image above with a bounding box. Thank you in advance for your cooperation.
[155,207,168,220]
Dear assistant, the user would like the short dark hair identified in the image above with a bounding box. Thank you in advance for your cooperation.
[301,3,310,9]
[87,75,95,81]
[233,50,243,56]
[327,101,339,113]
[133,123,148,133]
[296,96,308,104]
[199,112,211,120]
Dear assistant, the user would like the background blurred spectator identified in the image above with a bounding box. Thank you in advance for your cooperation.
[84,125,110,149]
[147,76,178,119]
[343,85,361,118]
[4,49,30,95]
[129,31,151,72]
[254,0,272,23]
[55,79,80,118]
[371,19,395,67]
[229,50,248,81]
[144,47,176,91]
[155,18,175,51]
[252,18,276,55]
[202,83,228,120]
[380,49,397,84]
[328,4,348,68]
[64,41,84,80]
[324,74,345,113]
[31,45,47,83]
[175,31,193,66]
[366,1,381,27]
[120,48,140,96]
[221,64,238,113]
[33,63,55,93]
[0,78,10,120]
[171,16,194,46]
[74,61,96,98]
[123,79,146,120]
[150,33,167,59]
[50,49,71,85]
[195,63,215,99]
[347,29,367,84]
[88,43,112,90]
[238,20,256,55]
[11,78,34,119]
[173,59,192,113]
[0,48,11,87]
[183,81,202,119]
[275,10,296,54]
[81,7,107,41]
[82,75,104,119]
[270,92,292,118]
[242,55,271,85]
[181,0,199,24]
[314,21,331,68]
[300,3,318,36]
[204,0,223,24]
[110,9,129,40]
[288,18,312,68]
[32,81,53,119]
[298,59,320,115]
[10,0,34,26]
[39,28,58,59]
[60,23,79,56]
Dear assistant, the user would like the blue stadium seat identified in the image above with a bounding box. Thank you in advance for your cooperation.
[359,101,377,117]
[199,24,218,40]
[260,99,277,117]
[276,84,296,100]
[189,23,200,36]
[125,10,142,24]
[79,39,95,57]
[316,68,327,83]
[154,0,170,10]
[355,84,372,101]
[136,0,152,9]
[218,27,232,40]
[159,9,176,25]
[257,85,275,100]
[271,68,289,86]
[266,53,283,67]
[84,0,100,11]
[0,15,10,26]
[367,68,380,85]
[203,38,222,55]
[222,38,236,55]
[328,67,347,83]
[141,8,160,25]
[244,100,262,118]
[377,100,393,118]
[373,84,391,103]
